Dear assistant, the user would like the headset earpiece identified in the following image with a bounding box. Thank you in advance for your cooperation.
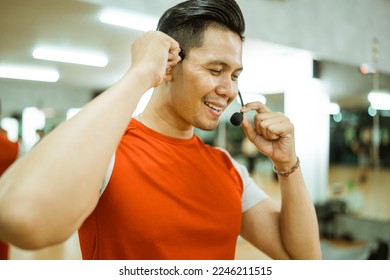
[179,49,186,60]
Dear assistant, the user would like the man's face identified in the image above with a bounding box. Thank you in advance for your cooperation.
[169,28,243,131]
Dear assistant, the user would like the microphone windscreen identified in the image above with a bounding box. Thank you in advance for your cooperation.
[230,112,243,126]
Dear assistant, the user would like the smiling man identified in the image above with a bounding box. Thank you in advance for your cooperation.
[0,0,321,260]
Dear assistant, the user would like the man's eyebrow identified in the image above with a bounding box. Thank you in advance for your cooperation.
[207,60,243,72]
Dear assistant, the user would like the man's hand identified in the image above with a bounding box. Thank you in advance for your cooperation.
[129,31,182,88]
[240,102,297,171]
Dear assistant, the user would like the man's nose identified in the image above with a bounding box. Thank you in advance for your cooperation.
[216,77,236,99]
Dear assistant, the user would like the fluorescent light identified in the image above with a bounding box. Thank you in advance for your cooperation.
[33,48,108,67]
[368,90,390,110]
[0,65,59,82]
[99,8,158,31]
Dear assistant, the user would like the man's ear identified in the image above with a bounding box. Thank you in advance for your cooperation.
[164,49,185,82]
[164,67,174,82]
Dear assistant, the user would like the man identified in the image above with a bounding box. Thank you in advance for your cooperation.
[0,129,19,259]
[0,0,321,259]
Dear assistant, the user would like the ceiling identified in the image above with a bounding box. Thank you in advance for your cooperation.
[1,0,390,114]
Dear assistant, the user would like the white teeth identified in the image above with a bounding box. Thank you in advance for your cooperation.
[205,102,222,112]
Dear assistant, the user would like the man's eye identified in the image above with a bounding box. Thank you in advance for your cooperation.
[209,69,221,75]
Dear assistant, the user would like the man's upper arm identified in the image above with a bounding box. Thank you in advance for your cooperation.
[240,199,291,260]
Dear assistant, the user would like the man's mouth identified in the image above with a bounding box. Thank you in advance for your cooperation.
[204,101,222,112]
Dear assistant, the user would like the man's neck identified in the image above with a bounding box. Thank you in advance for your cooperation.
[137,107,194,139]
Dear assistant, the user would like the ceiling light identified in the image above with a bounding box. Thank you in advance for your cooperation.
[99,8,158,31]
[0,65,59,82]
[33,48,108,67]
[368,90,390,110]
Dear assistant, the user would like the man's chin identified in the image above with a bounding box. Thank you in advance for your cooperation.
[196,120,219,131]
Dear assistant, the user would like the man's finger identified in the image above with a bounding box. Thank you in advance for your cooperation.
[241,115,258,142]
[240,101,272,114]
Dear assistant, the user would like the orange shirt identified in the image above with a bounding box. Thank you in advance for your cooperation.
[79,119,265,259]
[0,241,8,260]
[0,131,18,260]
[0,131,18,175]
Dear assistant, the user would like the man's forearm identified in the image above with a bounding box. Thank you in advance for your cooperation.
[278,168,322,259]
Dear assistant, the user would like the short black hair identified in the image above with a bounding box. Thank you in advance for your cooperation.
[157,0,245,54]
